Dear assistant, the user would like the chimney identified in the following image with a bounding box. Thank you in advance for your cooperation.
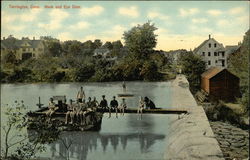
[209,34,211,39]
[33,37,35,40]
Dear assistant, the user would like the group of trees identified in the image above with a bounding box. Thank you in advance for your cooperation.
[1,22,174,83]
[178,52,206,92]
[228,29,249,112]
[45,39,124,57]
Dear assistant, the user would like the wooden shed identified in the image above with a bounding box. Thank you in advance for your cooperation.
[201,67,240,101]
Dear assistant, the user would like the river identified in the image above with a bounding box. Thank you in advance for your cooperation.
[1,81,175,160]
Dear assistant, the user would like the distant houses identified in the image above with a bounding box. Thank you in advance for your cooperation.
[93,48,110,58]
[1,35,46,60]
[193,35,240,68]
[163,49,188,64]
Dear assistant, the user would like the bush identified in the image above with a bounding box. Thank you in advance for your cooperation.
[49,71,65,82]
[7,68,33,83]
[140,61,161,81]
[75,65,95,82]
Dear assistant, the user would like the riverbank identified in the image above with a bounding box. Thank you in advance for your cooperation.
[193,84,249,159]
[210,121,249,160]
[165,74,224,160]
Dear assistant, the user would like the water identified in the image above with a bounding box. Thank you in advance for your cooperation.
[1,81,174,160]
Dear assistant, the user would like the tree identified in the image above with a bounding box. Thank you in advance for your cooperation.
[111,40,123,57]
[123,22,157,58]
[93,39,102,49]
[178,52,206,91]
[75,65,95,82]
[140,61,160,81]
[102,41,113,50]
[228,29,249,112]
[1,102,45,159]
[47,41,62,57]
[68,41,82,55]
[3,51,17,64]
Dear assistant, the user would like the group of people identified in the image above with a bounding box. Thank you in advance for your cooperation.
[46,86,158,123]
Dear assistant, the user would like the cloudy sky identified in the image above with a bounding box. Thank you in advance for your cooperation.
[1,1,249,51]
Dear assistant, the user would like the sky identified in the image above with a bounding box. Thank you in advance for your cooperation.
[1,1,249,51]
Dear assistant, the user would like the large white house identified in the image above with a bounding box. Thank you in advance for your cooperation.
[193,35,228,68]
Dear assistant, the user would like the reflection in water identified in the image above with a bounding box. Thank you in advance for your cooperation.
[2,82,172,160]
[47,132,165,160]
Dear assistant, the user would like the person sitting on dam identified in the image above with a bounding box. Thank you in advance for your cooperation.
[137,96,145,119]
[144,97,158,109]
[76,99,88,125]
[100,95,108,110]
[46,98,58,118]
[92,97,99,111]
[65,99,74,124]
[109,96,119,118]
[118,98,127,116]
[87,97,95,111]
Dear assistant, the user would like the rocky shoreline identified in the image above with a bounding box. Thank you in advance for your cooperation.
[209,121,249,160]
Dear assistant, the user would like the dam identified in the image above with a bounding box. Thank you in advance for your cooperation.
[0,75,224,159]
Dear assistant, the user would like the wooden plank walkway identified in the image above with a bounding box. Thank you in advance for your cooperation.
[96,108,188,114]
[27,107,188,118]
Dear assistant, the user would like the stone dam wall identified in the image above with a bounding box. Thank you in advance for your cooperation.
[164,75,224,160]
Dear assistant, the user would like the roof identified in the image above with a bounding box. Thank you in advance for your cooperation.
[1,38,44,49]
[93,48,110,56]
[193,39,209,53]
[201,67,224,79]
[193,38,225,53]
[225,45,240,55]
[94,48,109,53]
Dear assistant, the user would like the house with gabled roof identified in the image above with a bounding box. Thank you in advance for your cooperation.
[1,35,46,60]
[194,35,227,68]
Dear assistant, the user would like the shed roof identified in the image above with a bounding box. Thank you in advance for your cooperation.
[201,67,224,79]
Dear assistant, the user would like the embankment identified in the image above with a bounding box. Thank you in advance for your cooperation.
[164,74,224,160]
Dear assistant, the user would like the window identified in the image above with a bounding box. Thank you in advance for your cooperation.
[208,52,211,56]
[214,43,217,47]
[209,43,211,48]
[202,52,205,56]
[208,60,211,65]
[214,52,217,56]
[33,48,35,51]
[22,48,25,51]
[221,52,225,57]
[215,60,217,63]
[222,60,225,67]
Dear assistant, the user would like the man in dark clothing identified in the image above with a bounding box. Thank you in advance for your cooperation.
[100,95,108,110]
[109,96,119,118]
[144,97,157,109]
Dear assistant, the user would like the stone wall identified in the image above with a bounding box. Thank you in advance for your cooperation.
[164,75,224,160]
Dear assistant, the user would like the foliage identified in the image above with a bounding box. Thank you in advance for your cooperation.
[1,102,45,160]
[62,40,82,56]
[75,65,95,82]
[3,51,17,64]
[178,51,206,91]
[102,41,113,50]
[123,22,157,59]
[46,41,63,57]
[228,29,249,112]
[140,61,161,81]
[93,39,102,48]
[7,68,33,83]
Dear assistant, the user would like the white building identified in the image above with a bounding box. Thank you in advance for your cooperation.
[194,35,227,68]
